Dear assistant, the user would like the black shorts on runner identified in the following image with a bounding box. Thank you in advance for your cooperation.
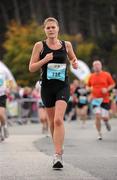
[77,103,88,108]
[0,95,7,108]
[101,102,110,110]
[41,84,70,108]
[39,102,45,108]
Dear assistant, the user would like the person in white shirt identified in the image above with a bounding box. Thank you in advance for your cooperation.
[0,71,9,141]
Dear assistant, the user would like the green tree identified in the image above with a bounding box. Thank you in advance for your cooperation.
[3,20,45,86]
[76,41,100,66]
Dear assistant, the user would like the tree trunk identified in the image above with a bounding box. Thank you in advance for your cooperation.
[29,0,36,19]
[0,3,9,24]
[12,0,21,24]
[110,5,116,34]
[56,0,65,33]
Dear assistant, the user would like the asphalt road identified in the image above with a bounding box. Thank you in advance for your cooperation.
[0,118,117,180]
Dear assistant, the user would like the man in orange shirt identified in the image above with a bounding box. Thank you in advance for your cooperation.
[87,60,115,140]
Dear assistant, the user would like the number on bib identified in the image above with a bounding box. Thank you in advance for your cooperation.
[47,63,66,81]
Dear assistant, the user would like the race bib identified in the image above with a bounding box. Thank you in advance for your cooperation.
[91,98,103,106]
[47,63,66,81]
[79,96,87,104]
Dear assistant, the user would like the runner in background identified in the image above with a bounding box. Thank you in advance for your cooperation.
[87,60,115,140]
[65,82,78,122]
[35,81,49,136]
[75,80,90,128]
[0,71,10,141]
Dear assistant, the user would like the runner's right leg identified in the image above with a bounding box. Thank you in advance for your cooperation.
[45,107,55,138]
[93,107,102,140]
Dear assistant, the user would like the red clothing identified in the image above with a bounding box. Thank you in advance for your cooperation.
[88,71,115,103]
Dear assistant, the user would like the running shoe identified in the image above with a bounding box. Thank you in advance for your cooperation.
[97,132,102,140]
[104,121,111,131]
[53,154,63,169]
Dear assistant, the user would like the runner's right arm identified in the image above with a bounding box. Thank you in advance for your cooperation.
[29,42,53,72]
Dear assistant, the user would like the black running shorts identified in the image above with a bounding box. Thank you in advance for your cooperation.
[0,95,7,108]
[41,84,70,108]
[101,102,110,110]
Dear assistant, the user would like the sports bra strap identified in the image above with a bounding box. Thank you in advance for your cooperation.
[40,41,46,55]
[61,40,67,53]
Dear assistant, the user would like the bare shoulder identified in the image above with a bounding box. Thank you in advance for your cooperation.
[34,41,43,49]
[32,42,43,54]
[64,41,72,52]
[64,41,72,47]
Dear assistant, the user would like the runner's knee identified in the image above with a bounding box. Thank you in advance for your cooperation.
[54,117,63,126]
[95,114,101,120]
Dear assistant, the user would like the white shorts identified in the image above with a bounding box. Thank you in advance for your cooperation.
[93,106,109,118]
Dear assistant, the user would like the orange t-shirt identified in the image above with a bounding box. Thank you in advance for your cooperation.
[87,71,115,103]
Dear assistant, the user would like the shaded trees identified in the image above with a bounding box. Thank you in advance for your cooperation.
[3,21,45,86]
[1,0,117,36]
[1,0,117,83]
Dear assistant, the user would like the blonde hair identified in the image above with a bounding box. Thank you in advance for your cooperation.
[43,17,59,27]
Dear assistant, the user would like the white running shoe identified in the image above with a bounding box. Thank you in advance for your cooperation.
[97,132,102,140]
[53,154,63,169]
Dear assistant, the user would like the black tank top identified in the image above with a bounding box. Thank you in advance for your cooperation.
[40,40,69,86]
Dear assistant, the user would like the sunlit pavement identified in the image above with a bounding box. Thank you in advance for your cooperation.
[0,118,117,180]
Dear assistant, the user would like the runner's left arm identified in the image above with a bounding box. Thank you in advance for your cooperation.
[65,41,78,69]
